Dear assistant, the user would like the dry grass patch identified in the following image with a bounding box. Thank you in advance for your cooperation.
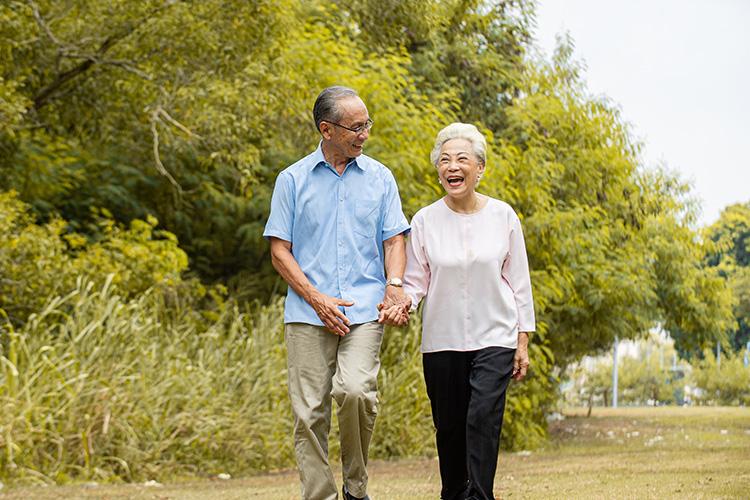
[2,406,748,499]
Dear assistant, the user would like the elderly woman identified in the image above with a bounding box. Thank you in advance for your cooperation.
[402,123,535,500]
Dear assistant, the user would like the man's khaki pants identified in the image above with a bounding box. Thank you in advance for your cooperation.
[285,322,384,500]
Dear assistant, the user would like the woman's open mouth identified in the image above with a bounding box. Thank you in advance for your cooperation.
[446,175,464,187]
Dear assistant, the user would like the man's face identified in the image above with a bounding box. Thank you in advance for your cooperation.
[321,96,371,159]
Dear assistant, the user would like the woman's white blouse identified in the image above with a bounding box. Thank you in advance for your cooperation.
[403,197,535,353]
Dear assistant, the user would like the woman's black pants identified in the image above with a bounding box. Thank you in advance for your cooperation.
[423,346,516,500]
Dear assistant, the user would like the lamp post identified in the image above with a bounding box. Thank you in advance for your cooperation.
[612,336,618,408]
[716,340,721,369]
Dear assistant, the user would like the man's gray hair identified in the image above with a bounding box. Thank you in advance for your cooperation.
[430,122,487,167]
[313,86,359,132]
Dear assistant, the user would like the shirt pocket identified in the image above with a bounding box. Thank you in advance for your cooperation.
[353,198,380,238]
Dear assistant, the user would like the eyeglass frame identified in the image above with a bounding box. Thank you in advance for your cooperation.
[324,118,374,135]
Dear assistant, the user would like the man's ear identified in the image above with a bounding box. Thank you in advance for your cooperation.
[319,122,333,140]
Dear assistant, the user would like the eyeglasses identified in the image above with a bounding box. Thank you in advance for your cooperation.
[325,118,374,135]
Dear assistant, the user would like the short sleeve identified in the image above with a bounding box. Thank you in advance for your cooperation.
[381,170,410,241]
[263,171,295,242]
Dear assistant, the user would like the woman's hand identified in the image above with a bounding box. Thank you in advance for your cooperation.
[512,332,530,381]
[377,299,411,326]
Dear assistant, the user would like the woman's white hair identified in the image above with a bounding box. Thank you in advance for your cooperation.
[430,122,487,167]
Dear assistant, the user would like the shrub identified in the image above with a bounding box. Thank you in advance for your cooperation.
[691,349,750,405]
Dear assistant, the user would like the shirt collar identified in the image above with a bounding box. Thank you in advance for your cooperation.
[311,142,366,172]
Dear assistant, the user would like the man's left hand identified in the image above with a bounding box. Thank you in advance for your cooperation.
[378,303,410,325]
[378,286,410,326]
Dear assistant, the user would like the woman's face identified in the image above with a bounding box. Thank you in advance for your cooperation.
[436,138,485,199]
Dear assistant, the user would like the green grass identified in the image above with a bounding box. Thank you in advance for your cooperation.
[2,406,748,499]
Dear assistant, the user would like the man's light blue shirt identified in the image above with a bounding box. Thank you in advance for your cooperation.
[264,144,410,326]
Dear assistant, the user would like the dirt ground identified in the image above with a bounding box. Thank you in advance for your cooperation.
[2,406,749,499]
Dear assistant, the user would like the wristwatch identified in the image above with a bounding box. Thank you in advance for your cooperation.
[386,277,403,287]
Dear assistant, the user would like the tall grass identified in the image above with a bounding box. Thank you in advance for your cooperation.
[1,277,292,484]
[0,277,548,486]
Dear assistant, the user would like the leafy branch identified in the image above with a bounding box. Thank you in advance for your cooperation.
[28,0,181,110]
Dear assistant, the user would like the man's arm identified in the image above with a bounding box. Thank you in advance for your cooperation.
[378,233,410,325]
[269,237,353,335]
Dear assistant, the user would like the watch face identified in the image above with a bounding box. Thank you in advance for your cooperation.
[388,278,403,287]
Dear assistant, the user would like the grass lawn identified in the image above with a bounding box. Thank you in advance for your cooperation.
[2,406,748,499]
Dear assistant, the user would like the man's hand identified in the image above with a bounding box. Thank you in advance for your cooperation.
[377,301,410,326]
[381,283,407,309]
[512,332,530,381]
[309,291,354,336]
[377,287,411,326]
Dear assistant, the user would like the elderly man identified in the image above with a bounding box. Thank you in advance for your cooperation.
[264,86,410,500]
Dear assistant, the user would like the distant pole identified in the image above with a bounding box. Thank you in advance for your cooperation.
[716,341,721,369]
[745,341,749,368]
[612,336,619,408]
[659,345,664,370]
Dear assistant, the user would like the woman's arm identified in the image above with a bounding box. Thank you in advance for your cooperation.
[502,213,536,334]
[403,214,430,312]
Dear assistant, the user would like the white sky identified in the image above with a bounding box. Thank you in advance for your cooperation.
[533,0,750,226]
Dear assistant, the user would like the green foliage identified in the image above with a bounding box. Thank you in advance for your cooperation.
[566,358,613,408]
[0,0,462,297]
[0,0,740,485]
[0,192,188,327]
[617,342,685,406]
[564,333,690,407]
[0,281,292,484]
[0,279,556,485]
[704,202,750,351]
[482,44,734,365]
[503,332,557,449]
[373,318,435,459]
[338,0,533,130]
[690,349,750,406]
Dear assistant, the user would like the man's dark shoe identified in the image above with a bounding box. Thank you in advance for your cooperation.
[342,485,370,500]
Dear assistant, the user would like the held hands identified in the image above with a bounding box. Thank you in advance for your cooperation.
[309,291,354,336]
[377,286,411,326]
[377,301,411,325]
[512,332,530,381]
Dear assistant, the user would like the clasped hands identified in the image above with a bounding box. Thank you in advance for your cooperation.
[377,292,411,326]
[310,288,411,336]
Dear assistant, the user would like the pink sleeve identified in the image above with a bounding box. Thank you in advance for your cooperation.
[403,214,430,310]
[502,213,536,332]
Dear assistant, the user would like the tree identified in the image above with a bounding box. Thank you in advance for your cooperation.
[704,202,750,351]
[691,348,750,405]
[477,40,735,367]
[0,0,467,299]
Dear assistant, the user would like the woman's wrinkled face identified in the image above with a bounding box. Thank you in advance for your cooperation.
[436,138,484,198]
